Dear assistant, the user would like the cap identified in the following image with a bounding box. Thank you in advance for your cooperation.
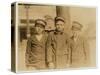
[55,16,65,23]
[35,19,47,27]
[72,21,83,30]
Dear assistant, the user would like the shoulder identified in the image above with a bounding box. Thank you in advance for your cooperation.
[46,31,55,41]
[78,35,89,45]
[43,32,48,38]
[48,31,55,36]
[63,32,69,36]
[63,32,71,40]
[79,35,86,41]
[28,35,34,41]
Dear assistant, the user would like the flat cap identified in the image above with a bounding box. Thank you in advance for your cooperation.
[55,16,65,23]
[72,21,83,30]
[35,19,47,27]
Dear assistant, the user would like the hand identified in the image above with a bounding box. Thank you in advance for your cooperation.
[48,62,55,69]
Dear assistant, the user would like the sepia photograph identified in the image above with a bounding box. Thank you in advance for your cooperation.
[11,2,96,72]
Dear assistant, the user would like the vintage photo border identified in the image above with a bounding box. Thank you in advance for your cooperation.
[12,1,98,73]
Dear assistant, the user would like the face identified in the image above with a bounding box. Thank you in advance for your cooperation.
[72,30,78,37]
[72,28,80,37]
[55,21,65,32]
[72,23,82,37]
[35,24,45,34]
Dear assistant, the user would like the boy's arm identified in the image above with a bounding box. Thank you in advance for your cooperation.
[46,33,55,69]
[83,38,90,65]
[25,38,31,67]
[66,35,72,67]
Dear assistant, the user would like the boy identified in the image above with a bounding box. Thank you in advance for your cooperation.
[25,19,48,70]
[46,17,71,69]
[71,21,90,67]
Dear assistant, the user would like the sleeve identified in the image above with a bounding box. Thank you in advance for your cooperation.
[83,38,90,64]
[46,33,54,64]
[25,38,32,66]
[66,35,72,65]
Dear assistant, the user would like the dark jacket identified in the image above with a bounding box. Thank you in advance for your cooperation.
[70,36,90,67]
[25,32,48,69]
[46,31,71,69]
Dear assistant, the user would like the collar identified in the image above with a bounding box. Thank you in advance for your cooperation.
[54,31,64,35]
